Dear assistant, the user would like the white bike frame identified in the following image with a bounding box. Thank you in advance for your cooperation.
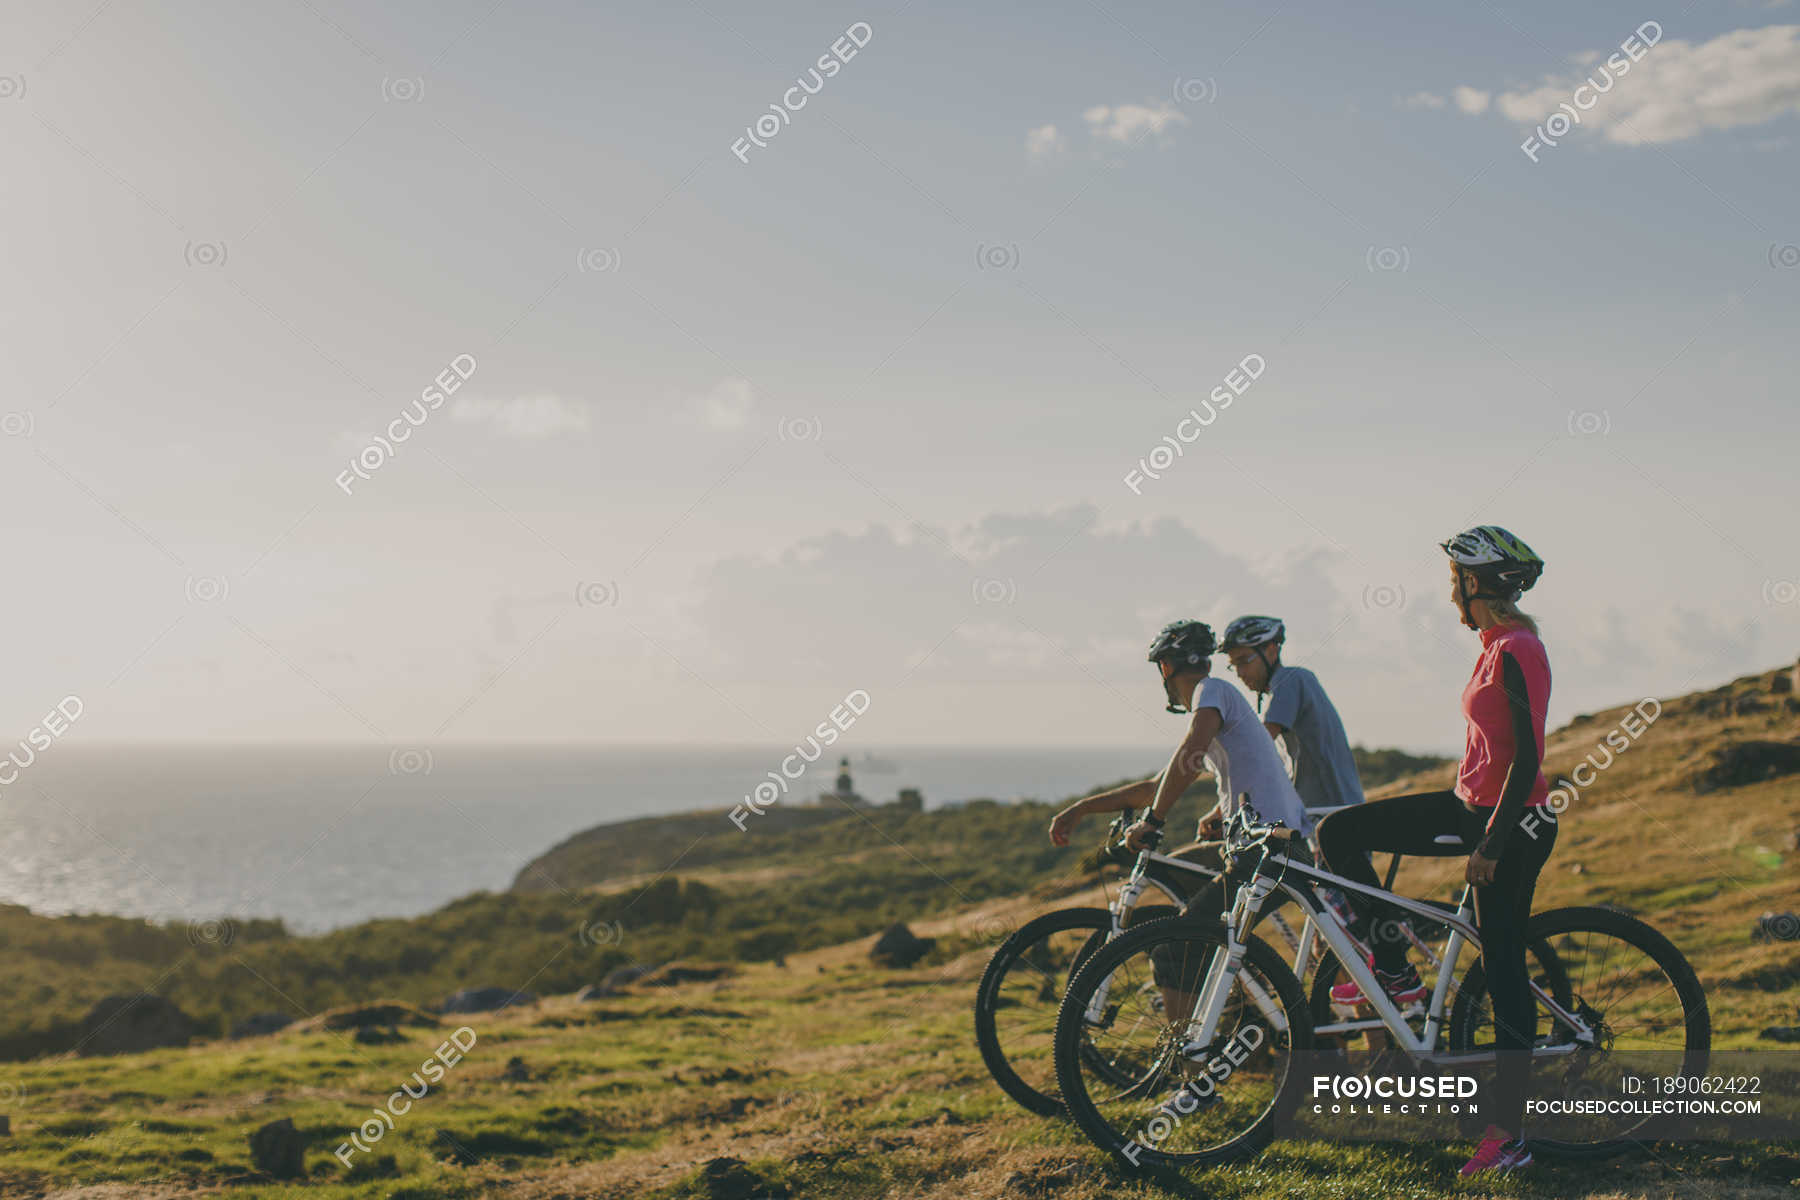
[1110,803,1351,972]
[1088,806,1345,1032]
[1181,830,1599,1066]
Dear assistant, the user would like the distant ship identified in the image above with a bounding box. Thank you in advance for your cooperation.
[858,752,899,774]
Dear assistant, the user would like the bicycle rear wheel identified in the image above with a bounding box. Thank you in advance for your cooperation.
[975,903,1175,1116]
[1447,905,1710,1160]
[1053,915,1312,1168]
[1308,917,1569,1052]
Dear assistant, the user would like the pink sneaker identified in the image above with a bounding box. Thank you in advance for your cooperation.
[1460,1127,1531,1175]
[1328,962,1426,1010]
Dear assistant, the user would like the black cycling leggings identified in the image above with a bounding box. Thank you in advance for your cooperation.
[1314,789,1557,1133]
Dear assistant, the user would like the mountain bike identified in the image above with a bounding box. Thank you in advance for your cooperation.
[975,807,1443,1116]
[1051,804,1711,1167]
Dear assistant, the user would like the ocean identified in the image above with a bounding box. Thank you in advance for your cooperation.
[0,743,1163,932]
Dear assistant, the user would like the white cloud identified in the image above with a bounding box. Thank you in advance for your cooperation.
[1403,91,1447,109]
[688,377,754,431]
[1452,86,1491,114]
[1082,100,1189,145]
[1025,101,1189,162]
[692,505,1355,682]
[1460,24,1800,145]
[452,395,590,438]
[1025,123,1068,160]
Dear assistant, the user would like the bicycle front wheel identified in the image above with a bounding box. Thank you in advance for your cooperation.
[1053,915,1313,1168]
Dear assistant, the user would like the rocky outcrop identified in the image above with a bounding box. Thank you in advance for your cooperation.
[229,1012,294,1040]
[637,962,734,988]
[77,994,195,1056]
[316,1003,438,1031]
[869,922,934,967]
[595,964,655,995]
[1691,740,1800,793]
[440,987,537,1014]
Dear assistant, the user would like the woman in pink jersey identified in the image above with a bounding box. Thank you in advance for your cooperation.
[1314,525,1553,1177]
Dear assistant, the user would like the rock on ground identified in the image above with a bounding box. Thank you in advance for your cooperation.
[229,1011,295,1039]
[248,1117,306,1178]
[77,994,195,1057]
[869,922,935,967]
[440,986,538,1014]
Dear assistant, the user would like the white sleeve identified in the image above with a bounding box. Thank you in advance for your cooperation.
[1191,676,1229,716]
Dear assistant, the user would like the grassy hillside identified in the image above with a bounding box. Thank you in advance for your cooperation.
[0,666,1795,1197]
[0,900,1793,1200]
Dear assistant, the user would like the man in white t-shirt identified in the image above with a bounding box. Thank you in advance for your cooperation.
[1123,619,1311,848]
[1046,620,1310,854]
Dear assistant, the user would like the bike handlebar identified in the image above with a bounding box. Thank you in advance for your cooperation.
[1101,808,1164,853]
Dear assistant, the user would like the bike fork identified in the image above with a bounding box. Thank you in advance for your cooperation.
[1083,863,1154,1023]
[1183,877,1288,1050]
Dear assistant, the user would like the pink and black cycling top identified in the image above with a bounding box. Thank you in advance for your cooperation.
[1456,624,1551,815]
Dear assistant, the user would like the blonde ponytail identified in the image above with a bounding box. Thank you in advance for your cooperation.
[1489,596,1539,635]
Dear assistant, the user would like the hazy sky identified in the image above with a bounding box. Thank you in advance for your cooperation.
[5,0,1798,754]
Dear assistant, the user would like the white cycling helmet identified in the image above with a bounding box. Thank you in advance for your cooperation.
[1220,615,1284,653]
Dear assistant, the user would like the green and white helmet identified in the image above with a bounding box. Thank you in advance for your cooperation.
[1220,615,1284,652]
[1441,525,1544,600]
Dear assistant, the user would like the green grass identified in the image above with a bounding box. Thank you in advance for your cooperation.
[5,945,1790,1199]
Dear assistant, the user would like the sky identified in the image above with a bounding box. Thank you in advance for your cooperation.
[4,0,1798,756]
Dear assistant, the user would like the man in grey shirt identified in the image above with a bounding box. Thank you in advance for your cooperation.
[1219,615,1365,812]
